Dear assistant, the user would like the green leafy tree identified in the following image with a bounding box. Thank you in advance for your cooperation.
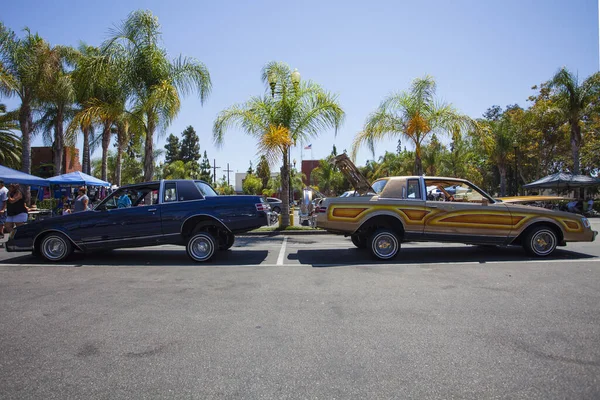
[548,68,600,174]
[103,10,211,181]
[353,75,473,175]
[214,61,344,227]
[311,157,343,196]
[0,24,55,174]
[161,160,201,179]
[246,161,254,175]
[242,173,262,195]
[164,133,180,163]
[256,155,271,190]
[199,150,212,182]
[180,125,200,162]
[215,175,235,195]
[0,104,21,168]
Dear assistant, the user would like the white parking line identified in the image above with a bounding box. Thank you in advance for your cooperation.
[276,236,288,266]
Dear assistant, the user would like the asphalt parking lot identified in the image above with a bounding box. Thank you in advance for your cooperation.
[1,223,599,399]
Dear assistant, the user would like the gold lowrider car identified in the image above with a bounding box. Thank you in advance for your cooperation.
[316,154,597,260]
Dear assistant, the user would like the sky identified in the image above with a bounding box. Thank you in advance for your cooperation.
[2,0,599,182]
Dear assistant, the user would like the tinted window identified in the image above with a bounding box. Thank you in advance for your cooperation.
[177,181,203,201]
[164,182,177,202]
[371,179,388,194]
[407,179,421,200]
[195,181,218,197]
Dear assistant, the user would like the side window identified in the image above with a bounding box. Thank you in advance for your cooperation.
[164,182,177,203]
[177,181,203,201]
[407,179,421,200]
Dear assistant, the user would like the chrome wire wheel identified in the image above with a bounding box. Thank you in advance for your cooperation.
[40,233,71,262]
[524,227,557,257]
[186,232,216,262]
[369,229,400,260]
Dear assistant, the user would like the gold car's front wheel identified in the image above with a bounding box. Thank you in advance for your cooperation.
[369,229,400,260]
[523,226,557,257]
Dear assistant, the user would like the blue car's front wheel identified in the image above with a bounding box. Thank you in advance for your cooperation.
[186,232,216,262]
[39,232,73,262]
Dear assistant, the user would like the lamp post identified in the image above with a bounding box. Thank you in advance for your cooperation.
[290,69,300,208]
[513,142,518,196]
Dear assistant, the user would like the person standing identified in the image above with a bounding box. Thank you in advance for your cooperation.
[0,180,8,238]
[73,187,89,213]
[6,184,28,232]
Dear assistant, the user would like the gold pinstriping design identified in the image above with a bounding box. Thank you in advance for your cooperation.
[327,204,584,233]
[328,205,429,226]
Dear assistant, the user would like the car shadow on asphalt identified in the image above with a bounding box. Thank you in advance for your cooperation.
[290,245,597,267]
[0,248,269,267]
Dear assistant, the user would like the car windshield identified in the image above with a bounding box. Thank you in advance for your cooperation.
[195,181,218,197]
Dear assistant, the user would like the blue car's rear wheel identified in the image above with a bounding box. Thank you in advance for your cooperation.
[39,232,72,262]
[186,232,216,262]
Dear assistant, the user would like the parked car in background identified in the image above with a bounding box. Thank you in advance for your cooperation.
[266,197,282,213]
[317,154,597,260]
[7,180,269,263]
[339,190,359,197]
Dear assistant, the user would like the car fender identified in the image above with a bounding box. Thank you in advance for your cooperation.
[180,214,232,237]
[353,209,407,236]
[33,228,83,252]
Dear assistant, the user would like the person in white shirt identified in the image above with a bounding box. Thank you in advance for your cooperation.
[0,180,8,238]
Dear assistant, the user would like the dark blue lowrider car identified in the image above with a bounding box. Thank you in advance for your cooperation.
[7,179,270,262]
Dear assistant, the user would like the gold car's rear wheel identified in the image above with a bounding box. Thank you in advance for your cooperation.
[523,226,557,257]
[369,229,400,260]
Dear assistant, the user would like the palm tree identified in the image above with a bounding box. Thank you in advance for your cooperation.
[548,67,600,174]
[103,10,211,181]
[0,103,21,168]
[0,24,54,174]
[37,45,77,175]
[353,75,473,175]
[311,157,342,195]
[214,61,344,227]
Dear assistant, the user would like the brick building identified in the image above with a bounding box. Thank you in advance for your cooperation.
[32,146,81,178]
[301,159,320,186]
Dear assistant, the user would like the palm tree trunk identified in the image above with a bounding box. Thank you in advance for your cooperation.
[82,126,91,174]
[280,147,290,227]
[570,122,581,174]
[414,144,423,175]
[144,114,155,182]
[115,124,126,186]
[499,164,507,196]
[19,98,33,174]
[54,109,65,176]
[101,121,111,181]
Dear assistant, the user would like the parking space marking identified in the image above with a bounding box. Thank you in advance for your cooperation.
[276,236,288,266]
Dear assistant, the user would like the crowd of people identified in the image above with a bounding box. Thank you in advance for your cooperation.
[0,181,93,238]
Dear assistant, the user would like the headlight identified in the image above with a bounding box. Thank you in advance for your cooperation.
[582,217,590,228]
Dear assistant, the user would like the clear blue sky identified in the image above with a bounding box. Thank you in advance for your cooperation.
[2,0,599,180]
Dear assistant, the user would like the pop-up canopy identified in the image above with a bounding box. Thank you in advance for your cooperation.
[47,171,111,187]
[523,173,600,190]
[0,165,50,186]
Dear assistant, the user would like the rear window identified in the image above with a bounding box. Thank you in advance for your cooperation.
[177,181,203,201]
[371,179,388,194]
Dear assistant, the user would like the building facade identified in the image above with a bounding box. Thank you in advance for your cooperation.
[32,147,81,178]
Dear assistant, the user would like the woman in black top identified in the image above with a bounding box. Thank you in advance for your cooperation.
[6,183,28,232]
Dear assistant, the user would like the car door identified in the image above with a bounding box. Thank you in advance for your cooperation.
[422,179,512,244]
[376,177,426,239]
[78,184,162,249]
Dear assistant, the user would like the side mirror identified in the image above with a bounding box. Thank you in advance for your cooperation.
[481,198,490,206]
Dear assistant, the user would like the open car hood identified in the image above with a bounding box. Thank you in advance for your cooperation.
[332,154,376,195]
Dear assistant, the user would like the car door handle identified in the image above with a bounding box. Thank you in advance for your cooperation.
[148,208,157,212]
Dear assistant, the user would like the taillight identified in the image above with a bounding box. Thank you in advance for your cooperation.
[318,206,328,213]
[255,203,266,211]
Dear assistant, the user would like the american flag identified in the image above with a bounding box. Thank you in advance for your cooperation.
[304,144,312,150]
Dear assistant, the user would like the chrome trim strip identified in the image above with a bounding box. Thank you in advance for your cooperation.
[82,233,181,245]
[33,229,83,252]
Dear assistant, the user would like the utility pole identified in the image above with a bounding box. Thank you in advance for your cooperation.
[212,159,221,185]
[224,163,233,186]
